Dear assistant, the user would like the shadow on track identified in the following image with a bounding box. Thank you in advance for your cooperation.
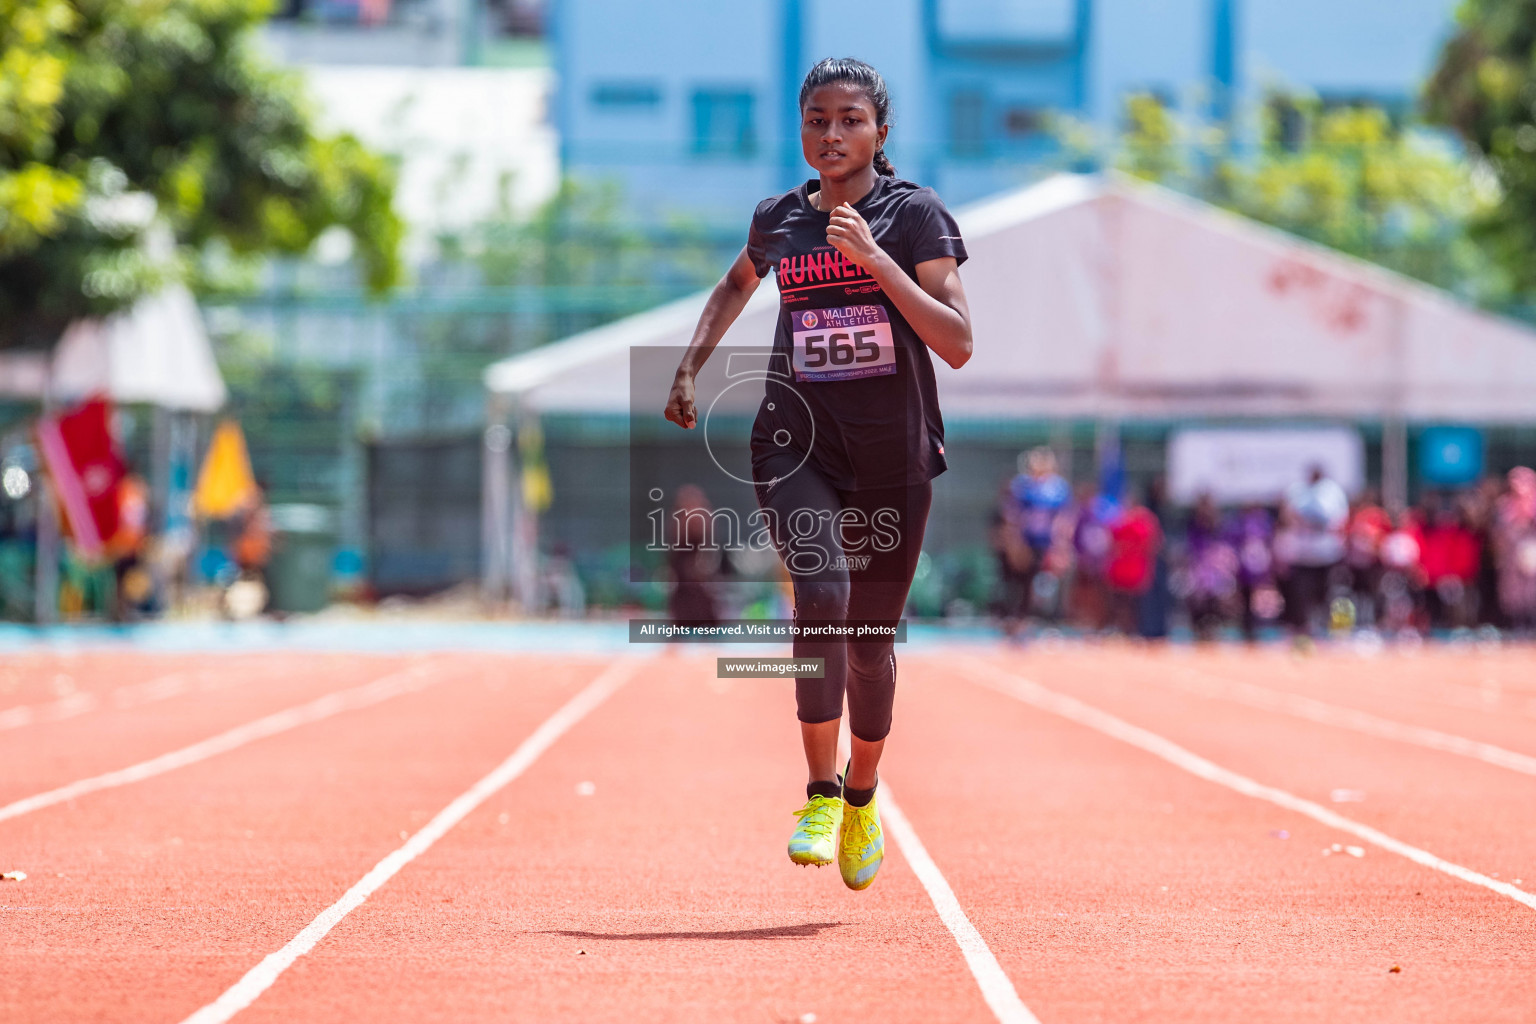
[545,922,844,941]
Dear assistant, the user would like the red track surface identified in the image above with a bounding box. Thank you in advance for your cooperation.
[2,643,1534,1022]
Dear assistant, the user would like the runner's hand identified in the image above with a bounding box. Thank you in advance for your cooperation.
[826,203,880,267]
[664,372,697,429]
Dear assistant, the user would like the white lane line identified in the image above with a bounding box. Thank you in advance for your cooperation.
[1220,657,1536,724]
[0,690,100,731]
[837,724,1039,1024]
[883,787,1042,1024]
[1160,666,1536,777]
[963,657,1536,913]
[0,662,285,733]
[177,657,642,1024]
[0,664,440,824]
[113,672,193,709]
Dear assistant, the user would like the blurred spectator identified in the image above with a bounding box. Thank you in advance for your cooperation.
[1000,448,1071,630]
[1069,480,1116,630]
[1181,493,1239,641]
[667,484,725,626]
[542,542,587,617]
[1418,493,1481,629]
[991,481,1034,636]
[224,480,274,620]
[1493,467,1536,632]
[1136,477,1172,639]
[1472,476,1505,629]
[1377,511,1423,634]
[1280,464,1349,637]
[1227,504,1277,642]
[1345,489,1391,627]
[1105,489,1163,635]
[234,483,274,581]
[983,459,1536,643]
[107,473,153,621]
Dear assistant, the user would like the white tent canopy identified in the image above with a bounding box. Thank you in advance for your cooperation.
[485,173,1536,424]
[0,283,226,412]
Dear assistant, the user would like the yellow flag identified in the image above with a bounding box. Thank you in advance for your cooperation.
[521,462,553,513]
[193,419,258,519]
[518,420,553,513]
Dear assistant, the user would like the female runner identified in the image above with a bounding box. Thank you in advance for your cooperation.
[664,57,972,890]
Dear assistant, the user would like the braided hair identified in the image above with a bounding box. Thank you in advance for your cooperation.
[799,57,896,177]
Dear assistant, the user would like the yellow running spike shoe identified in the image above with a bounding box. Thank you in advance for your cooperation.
[788,795,843,866]
[838,790,884,890]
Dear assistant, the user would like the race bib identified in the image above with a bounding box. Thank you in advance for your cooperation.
[791,305,896,382]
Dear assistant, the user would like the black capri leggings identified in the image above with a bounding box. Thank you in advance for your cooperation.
[753,449,932,742]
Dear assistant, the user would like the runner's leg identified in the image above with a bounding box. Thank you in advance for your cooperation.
[841,480,932,788]
[753,451,851,787]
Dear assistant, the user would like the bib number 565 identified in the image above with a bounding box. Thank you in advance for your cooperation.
[802,330,881,368]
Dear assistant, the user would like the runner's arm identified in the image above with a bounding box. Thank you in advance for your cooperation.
[665,247,762,429]
[904,256,972,369]
[825,205,972,369]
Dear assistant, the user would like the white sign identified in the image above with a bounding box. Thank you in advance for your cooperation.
[1168,427,1364,506]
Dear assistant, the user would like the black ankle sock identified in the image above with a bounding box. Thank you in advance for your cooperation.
[842,779,877,808]
[807,779,841,801]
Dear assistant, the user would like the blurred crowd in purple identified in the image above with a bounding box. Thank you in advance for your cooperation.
[993,449,1536,642]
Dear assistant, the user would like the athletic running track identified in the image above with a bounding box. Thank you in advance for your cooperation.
[3,636,1534,1022]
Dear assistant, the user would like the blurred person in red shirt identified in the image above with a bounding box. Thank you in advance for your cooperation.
[1416,492,1481,629]
[1106,490,1163,636]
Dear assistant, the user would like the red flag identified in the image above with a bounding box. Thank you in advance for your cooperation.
[36,396,126,560]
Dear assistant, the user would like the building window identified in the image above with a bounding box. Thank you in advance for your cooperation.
[1002,106,1045,138]
[950,90,987,157]
[691,90,756,156]
[591,81,663,110]
[936,0,1077,45]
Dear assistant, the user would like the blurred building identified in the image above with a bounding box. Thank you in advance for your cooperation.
[260,0,557,239]
[221,0,569,593]
[224,0,1477,605]
[554,0,1457,219]
[264,0,545,68]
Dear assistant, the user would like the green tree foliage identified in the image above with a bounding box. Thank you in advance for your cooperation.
[1084,94,1500,301]
[0,0,401,350]
[447,177,737,293]
[1425,0,1536,295]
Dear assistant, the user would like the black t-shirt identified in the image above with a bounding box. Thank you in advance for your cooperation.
[745,175,967,491]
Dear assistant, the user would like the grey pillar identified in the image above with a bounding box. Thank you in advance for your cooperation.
[33,373,57,624]
[509,408,541,614]
[1050,420,1075,482]
[481,400,513,604]
[1382,417,1408,513]
[150,405,171,533]
[1382,296,1410,514]
[33,477,58,624]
